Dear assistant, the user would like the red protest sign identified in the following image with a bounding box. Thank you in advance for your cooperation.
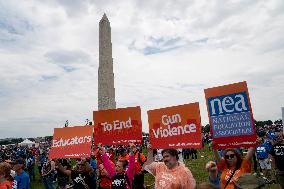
[93,106,142,145]
[147,103,202,149]
[49,126,93,159]
[204,81,257,149]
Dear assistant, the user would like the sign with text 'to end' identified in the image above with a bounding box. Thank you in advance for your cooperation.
[93,106,142,145]
[49,126,93,159]
[148,102,202,149]
[204,81,257,149]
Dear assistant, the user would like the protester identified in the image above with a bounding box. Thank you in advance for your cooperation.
[182,149,191,160]
[190,148,197,159]
[97,163,112,189]
[41,156,56,189]
[12,158,30,189]
[3,160,14,185]
[132,146,146,189]
[95,147,113,189]
[88,156,97,188]
[107,148,115,164]
[56,158,95,189]
[0,162,12,189]
[205,161,219,187]
[0,119,282,189]
[143,144,196,189]
[99,143,136,189]
[38,152,47,180]
[118,148,129,161]
[269,132,284,189]
[56,159,71,189]
[213,147,255,189]
[255,138,272,179]
[26,153,35,181]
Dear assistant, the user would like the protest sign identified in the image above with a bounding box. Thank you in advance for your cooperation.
[49,126,93,159]
[204,81,257,149]
[148,102,202,149]
[93,106,142,145]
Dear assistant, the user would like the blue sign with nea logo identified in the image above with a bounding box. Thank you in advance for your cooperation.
[208,91,249,116]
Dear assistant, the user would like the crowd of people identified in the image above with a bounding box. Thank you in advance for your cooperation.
[0,122,283,189]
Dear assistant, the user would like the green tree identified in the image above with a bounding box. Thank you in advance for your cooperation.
[202,124,210,133]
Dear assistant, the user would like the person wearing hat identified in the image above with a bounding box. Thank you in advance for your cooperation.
[233,173,265,189]
[12,158,30,189]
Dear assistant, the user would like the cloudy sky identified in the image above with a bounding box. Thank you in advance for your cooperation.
[0,0,283,139]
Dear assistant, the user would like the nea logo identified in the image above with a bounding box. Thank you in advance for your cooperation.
[208,91,249,116]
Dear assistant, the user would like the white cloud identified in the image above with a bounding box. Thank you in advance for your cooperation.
[0,0,283,138]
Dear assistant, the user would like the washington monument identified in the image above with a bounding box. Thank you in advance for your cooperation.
[98,14,116,110]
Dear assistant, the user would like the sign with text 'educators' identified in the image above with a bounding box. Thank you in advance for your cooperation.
[204,81,257,149]
[49,126,93,159]
[93,106,142,145]
[148,102,202,149]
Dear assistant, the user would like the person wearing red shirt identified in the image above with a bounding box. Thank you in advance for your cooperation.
[118,149,129,161]
[0,162,12,189]
[213,147,255,189]
[133,147,146,189]
[107,148,115,164]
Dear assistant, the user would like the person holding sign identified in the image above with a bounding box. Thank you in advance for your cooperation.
[213,146,255,189]
[143,144,196,189]
[55,159,95,189]
[98,143,136,189]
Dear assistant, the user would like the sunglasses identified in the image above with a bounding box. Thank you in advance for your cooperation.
[225,154,236,159]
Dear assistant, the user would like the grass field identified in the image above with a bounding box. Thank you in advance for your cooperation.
[31,146,280,189]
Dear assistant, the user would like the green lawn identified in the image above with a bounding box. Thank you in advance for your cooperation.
[31,146,280,189]
[30,166,44,189]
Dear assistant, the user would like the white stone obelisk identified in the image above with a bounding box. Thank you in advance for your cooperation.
[98,14,116,110]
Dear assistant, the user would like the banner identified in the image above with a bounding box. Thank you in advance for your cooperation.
[49,126,93,159]
[93,106,142,145]
[204,81,257,149]
[147,102,202,149]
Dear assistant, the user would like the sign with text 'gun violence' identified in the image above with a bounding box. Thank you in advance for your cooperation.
[148,102,202,149]
[93,106,142,145]
[49,126,93,159]
[204,81,257,149]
